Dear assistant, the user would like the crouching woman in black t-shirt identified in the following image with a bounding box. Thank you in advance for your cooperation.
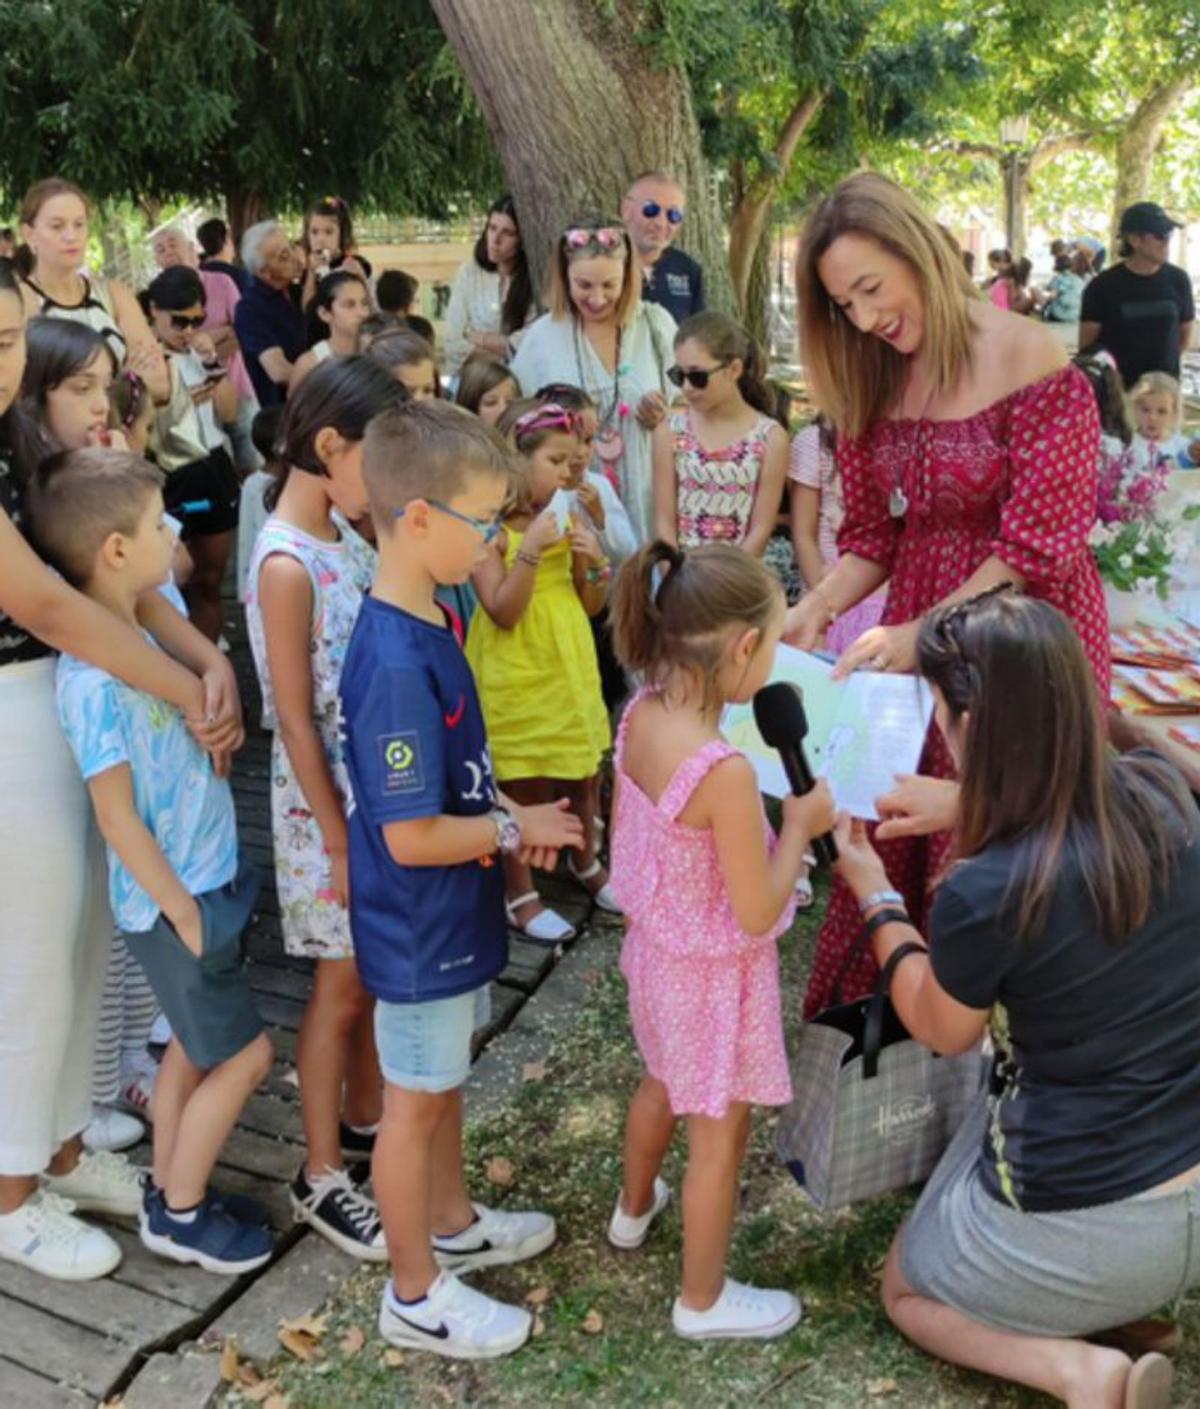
[834,587,1200,1409]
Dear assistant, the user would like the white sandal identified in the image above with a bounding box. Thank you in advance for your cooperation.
[568,858,623,915]
[505,892,577,945]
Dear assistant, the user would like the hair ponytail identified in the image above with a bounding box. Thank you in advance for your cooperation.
[674,311,774,416]
[611,540,681,675]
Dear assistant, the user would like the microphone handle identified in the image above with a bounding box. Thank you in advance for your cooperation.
[779,747,839,867]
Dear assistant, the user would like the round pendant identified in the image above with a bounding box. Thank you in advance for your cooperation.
[888,485,909,518]
[594,428,624,463]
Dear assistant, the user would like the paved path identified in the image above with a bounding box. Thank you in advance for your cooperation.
[0,587,594,1407]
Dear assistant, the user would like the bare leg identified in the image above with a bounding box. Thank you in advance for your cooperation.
[558,775,608,891]
[151,1037,204,1190]
[0,1175,39,1215]
[881,1232,1136,1409]
[162,1034,273,1208]
[342,1003,383,1131]
[181,530,233,642]
[45,1133,84,1178]
[680,1103,751,1311]
[297,958,374,1176]
[427,1088,475,1237]
[621,1073,677,1217]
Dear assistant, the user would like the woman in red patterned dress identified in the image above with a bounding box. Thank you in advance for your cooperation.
[786,174,1109,1018]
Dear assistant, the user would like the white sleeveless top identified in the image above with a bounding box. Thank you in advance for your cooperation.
[25,272,126,364]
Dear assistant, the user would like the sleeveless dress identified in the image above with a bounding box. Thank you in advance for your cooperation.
[804,365,1110,1018]
[245,516,376,958]
[25,272,126,364]
[670,408,776,548]
[610,690,795,1118]
[465,526,610,781]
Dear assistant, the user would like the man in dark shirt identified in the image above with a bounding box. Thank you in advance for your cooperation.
[621,171,704,324]
[233,220,307,407]
[1079,202,1194,387]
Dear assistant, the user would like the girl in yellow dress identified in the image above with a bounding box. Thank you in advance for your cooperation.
[466,399,616,943]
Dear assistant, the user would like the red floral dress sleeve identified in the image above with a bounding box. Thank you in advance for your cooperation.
[992,365,1100,586]
[834,430,902,571]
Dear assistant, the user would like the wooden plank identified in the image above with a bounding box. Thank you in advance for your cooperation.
[206,1168,294,1233]
[248,961,314,1005]
[0,1293,131,1396]
[0,1357,90,1408]
[250,988,305,1032]
[216,1126,304,1184]
[0,1257,183,1348]
[471,982,526,1054]
[239,1091,305,1144]
[104,1225,228,1311]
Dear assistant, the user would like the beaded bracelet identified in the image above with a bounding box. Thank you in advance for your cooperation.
[585,561,612,586]
[516,551,540,569]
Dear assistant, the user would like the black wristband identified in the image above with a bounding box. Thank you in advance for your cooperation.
[860,906,912,942]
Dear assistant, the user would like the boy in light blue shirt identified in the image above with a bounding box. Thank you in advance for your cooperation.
[27,447,273,1276]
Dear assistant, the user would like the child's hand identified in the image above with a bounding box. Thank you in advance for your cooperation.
[523,508,562,555]
[189,331,219,365]
[832,812,890,899]
[568,514,604,564]
[782,780,835,843]
[127,339,170,405]
[635,391,667,430]
[513,797,586,870]
[576,479,605,529]
[169,897,204,958]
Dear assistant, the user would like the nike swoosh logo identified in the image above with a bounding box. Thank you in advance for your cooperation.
[392,1310,450,1339]
[444,695,465,728]
[437,1238,493,1256]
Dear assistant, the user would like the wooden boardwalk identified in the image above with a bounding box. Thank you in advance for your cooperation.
[0,590,592,1407]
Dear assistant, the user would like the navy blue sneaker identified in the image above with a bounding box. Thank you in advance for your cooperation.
[140,1175,267,1229]
[139,1188,273,1275]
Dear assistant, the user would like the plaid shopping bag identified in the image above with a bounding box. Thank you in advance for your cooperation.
[776,936,985,1211]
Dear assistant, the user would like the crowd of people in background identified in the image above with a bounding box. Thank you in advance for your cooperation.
[0,161,1198,1409]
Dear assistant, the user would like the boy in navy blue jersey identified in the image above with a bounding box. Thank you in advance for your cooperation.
[340,401,583,1359]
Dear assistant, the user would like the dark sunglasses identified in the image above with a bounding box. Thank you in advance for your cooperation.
[667,360,730,390]
[168,312,206,330]
[642,201,683,225]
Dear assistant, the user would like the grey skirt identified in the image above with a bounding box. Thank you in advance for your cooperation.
[900,1094,1200,1336]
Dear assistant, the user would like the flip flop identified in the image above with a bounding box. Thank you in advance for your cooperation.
[1125,1353,1174,1409]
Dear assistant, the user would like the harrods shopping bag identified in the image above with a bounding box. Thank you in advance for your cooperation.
[776,942,985,1211]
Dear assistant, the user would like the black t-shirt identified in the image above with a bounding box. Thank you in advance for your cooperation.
[1080,261,1195,387]
[930,778,1200,1213]
[641,246,704,325]
[0,429,52,669]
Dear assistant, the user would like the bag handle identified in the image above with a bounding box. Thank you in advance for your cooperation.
[863,940,928,1079]
[829,906,909,1007]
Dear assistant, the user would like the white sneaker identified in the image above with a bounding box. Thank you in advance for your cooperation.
[432,1202,557,1272]
[82,1105,145,1153]
[607,1176,671,1250]
[379,1270,531,1359]
[0,1191,122,1281]
[42,1150,145,1218]
[672,1277,803,1341]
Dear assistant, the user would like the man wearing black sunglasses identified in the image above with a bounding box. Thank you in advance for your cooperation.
[621,171,705,325]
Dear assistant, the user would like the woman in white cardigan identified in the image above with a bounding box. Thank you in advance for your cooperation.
[443,195,536,376]
[512,216,675,545]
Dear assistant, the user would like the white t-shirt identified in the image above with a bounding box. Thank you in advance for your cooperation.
[173,350,230,454]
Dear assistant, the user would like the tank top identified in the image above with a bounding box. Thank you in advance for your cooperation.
[0,431,53,668]
[24,272,126,364]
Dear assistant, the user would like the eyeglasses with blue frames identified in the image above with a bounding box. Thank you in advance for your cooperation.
[394,499,501,543]
[641,201,683,225]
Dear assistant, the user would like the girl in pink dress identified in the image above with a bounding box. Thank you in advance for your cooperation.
[606,541,835,1342]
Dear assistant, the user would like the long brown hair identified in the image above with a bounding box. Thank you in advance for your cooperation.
[674,311,775,417]
[16,177,90,278]
[919,589,1196,941]
[797,173,977,439]
[545,214,641,328]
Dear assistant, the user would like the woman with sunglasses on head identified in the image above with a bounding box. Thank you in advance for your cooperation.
[621,172,705,324]
[785,173,1108,1022]
[444,196,536,377]
[512,215,676,545]
[652,312,787,557]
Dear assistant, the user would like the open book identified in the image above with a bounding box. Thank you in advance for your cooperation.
[723,645,935,819]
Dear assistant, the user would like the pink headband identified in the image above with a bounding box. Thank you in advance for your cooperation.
[513,403,583,438]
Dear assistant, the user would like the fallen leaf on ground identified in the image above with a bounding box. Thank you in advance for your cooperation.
[383,1348,406,1367]
[237,1361,263,1387]
[264,1396,291,1409]
[242,1380,282,1404]
[581,1308,604,1335]
[532,1314,546,1338]
[219,1337,240,1383]
[279,1311,328,1338]
[278,1325,324,1362]
[100,1400,126,1408]
[339,1324,366,1356]
[867,1379,898,1397]
[521,1060,547,1082]
[485,1155,516,1186]
[525,1284,551,1306]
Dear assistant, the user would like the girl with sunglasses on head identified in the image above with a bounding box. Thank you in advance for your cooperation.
[652,313,787,558]
[512,215,676,546]
[465,399,615,944]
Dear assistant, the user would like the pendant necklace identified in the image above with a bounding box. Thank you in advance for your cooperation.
[891,373,939,519]
[575,320,625,468]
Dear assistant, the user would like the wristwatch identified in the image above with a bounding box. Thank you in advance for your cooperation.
[857,888,906,916]
[489,807,522,856]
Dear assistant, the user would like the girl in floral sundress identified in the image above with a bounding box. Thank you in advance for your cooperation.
[606,541,835,1342]
[652,312,788,555]
[245,357,405,1260]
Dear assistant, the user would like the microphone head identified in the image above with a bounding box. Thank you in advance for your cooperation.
[753,681,809,749]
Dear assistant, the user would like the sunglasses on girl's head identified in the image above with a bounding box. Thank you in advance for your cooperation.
[564,226,625,253]
[642,201,683,224]
[168,312,206,330]
[667,360,730,390]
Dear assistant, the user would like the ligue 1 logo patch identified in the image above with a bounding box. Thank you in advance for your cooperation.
[378,731,423,795]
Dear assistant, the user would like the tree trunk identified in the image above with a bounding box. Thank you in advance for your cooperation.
[431,0,732,310]
[1002,153,1031,260]
[1110,75,1193,246]
[225,186,263,249]
[743,216,773,348]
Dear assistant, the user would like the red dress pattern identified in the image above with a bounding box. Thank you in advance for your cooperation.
[804,365,1109,1018]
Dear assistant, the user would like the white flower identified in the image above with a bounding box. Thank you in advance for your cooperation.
[1134,541,1150,556]
[1118,553,1134,569]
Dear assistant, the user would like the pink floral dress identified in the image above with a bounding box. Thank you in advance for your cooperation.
[610,691,795,1118]
[670,408,776,548]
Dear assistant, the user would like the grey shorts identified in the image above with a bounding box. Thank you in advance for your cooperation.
[123,862,265,1070]
[900,1094,1200,1336]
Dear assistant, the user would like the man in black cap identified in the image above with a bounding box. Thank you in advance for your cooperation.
[1078,202,1193,387]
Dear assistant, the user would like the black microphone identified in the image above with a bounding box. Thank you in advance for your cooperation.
[753,681,838,867]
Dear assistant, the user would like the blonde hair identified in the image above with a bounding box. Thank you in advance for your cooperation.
[797,173,978,438]
[546,216,641,328]
[1130,371,1181,428]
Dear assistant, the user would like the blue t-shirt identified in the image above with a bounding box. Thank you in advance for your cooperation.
[338,596,506,1003]
[233,276,307,407]
[56,646,239,933]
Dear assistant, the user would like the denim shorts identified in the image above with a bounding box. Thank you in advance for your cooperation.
[374,985,491,1093]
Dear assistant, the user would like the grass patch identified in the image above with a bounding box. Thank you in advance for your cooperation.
[225,893,1200,1408]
